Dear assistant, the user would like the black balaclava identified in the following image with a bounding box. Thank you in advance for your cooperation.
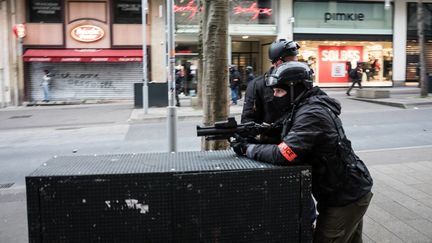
[272,83,306,113]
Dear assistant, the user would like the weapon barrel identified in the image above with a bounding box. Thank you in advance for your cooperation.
[196,126,237,137]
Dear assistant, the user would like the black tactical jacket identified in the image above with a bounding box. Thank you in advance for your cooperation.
[241,75,284,143]
[246,87,373,209]
[241,75,283,124]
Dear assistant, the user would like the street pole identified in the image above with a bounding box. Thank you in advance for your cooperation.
[141,0,149,113]
[166,0,177,152]
[0,0,6,108]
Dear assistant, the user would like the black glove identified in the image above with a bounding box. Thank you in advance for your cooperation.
[230,134,249,156]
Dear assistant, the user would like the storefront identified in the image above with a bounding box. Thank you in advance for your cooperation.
[21,0,165,102]
[406,2,432,82]
[24,50,143,101]
[293,1,393,87]
[174,0,278,88]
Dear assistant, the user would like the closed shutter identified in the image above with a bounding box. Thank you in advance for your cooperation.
[406,42,432,81]
[28,62,143,101]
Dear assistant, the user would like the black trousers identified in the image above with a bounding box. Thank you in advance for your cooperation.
[347,79,362,95]
[314,192,373,243]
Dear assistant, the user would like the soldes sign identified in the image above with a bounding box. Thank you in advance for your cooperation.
[71,25,105,43]
[318,46,363,83]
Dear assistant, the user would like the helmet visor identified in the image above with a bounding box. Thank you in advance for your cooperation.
[265,75,279,87]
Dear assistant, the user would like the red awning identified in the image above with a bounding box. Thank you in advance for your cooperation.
[23,49,143,62]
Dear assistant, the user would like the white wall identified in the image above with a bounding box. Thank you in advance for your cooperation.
[393,0,408,85]
[277,0,294,41]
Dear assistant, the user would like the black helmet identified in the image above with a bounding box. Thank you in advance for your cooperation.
[266,62,313,90]
[268,39,300,63]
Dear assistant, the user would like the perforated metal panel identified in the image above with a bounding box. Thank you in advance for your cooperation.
[26,151,312,243]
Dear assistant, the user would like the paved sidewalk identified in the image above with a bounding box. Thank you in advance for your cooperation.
[364,161,432,242]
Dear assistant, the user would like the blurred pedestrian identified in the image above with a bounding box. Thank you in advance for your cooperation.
[229,65,241,105]
[246,66,255,85]
[175,70,184,107]
[41,70,51,102]
[346,64,363,96]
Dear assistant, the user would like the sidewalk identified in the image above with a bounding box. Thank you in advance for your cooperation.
[129,87,432,123]
[350,87,432,109]
[128,95,245,123]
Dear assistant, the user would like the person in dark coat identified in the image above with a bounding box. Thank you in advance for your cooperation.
[229,65,241,105]
[245,66,255,85]
[346,63,363,96]
[232,61,373,243]
[241,39,300,127]
[241,39,318,225]
[175,70,184,107]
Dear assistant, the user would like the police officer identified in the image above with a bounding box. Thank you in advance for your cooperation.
[240,39,318,228]
[233,61,373,242]
[241,39,301,126]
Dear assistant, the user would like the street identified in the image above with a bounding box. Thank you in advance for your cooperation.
[1,89,432,242]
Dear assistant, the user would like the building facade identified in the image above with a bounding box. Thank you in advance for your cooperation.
[0,0,431,105]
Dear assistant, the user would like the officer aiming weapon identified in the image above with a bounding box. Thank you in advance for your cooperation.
[196,117,272,141]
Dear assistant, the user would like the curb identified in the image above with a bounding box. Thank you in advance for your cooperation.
[128,109,243,123]
[351,97,432,109]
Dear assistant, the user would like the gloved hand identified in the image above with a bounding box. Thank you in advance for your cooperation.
[230,134,249,156]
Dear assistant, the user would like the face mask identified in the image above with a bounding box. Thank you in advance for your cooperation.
[273,93,292,112]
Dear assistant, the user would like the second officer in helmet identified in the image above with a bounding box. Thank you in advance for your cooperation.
[241,39,301,126]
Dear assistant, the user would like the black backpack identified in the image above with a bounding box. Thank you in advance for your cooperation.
[349,69,358,79]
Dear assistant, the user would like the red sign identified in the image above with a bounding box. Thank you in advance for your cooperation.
[233,3,272,20]
[174,1,199,19]
[71,25,105,43]
[23,57,143,62]
[13,24,26,38]
[174,1,272,21]
[318,46,363,83]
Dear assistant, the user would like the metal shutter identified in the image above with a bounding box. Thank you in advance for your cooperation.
[28,62,143,101]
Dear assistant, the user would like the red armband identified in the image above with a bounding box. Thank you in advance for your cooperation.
[278,142,297,162]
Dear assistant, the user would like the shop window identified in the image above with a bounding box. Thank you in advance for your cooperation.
[230,0,276,25]
[407,3,432,39]
[174,0,276,26]
[113,0,143,24]
[27,0,62,23]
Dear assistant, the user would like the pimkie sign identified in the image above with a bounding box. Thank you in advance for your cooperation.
[71,25,105,43]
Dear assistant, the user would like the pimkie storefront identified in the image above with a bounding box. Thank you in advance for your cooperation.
[293,1,393,87]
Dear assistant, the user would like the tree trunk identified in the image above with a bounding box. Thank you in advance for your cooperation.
[201,0,229,151]
[196,0,204,108]
[417,0,429,97]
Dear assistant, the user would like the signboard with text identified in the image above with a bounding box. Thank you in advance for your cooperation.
[28,0,62,23]
[294,1,392,35]
[318,46,363,83]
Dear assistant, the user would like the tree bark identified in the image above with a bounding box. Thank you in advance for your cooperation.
[417,0,429,97]
[201,0,229,150]
[196,0,204,108]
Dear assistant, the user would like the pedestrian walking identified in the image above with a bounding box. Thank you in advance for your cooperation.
[346,64,363,96]
[175,70,184,107]
[231,61,373,242]
[41,70,51,102]
[229,65,241,105]
[245,66,255,85]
